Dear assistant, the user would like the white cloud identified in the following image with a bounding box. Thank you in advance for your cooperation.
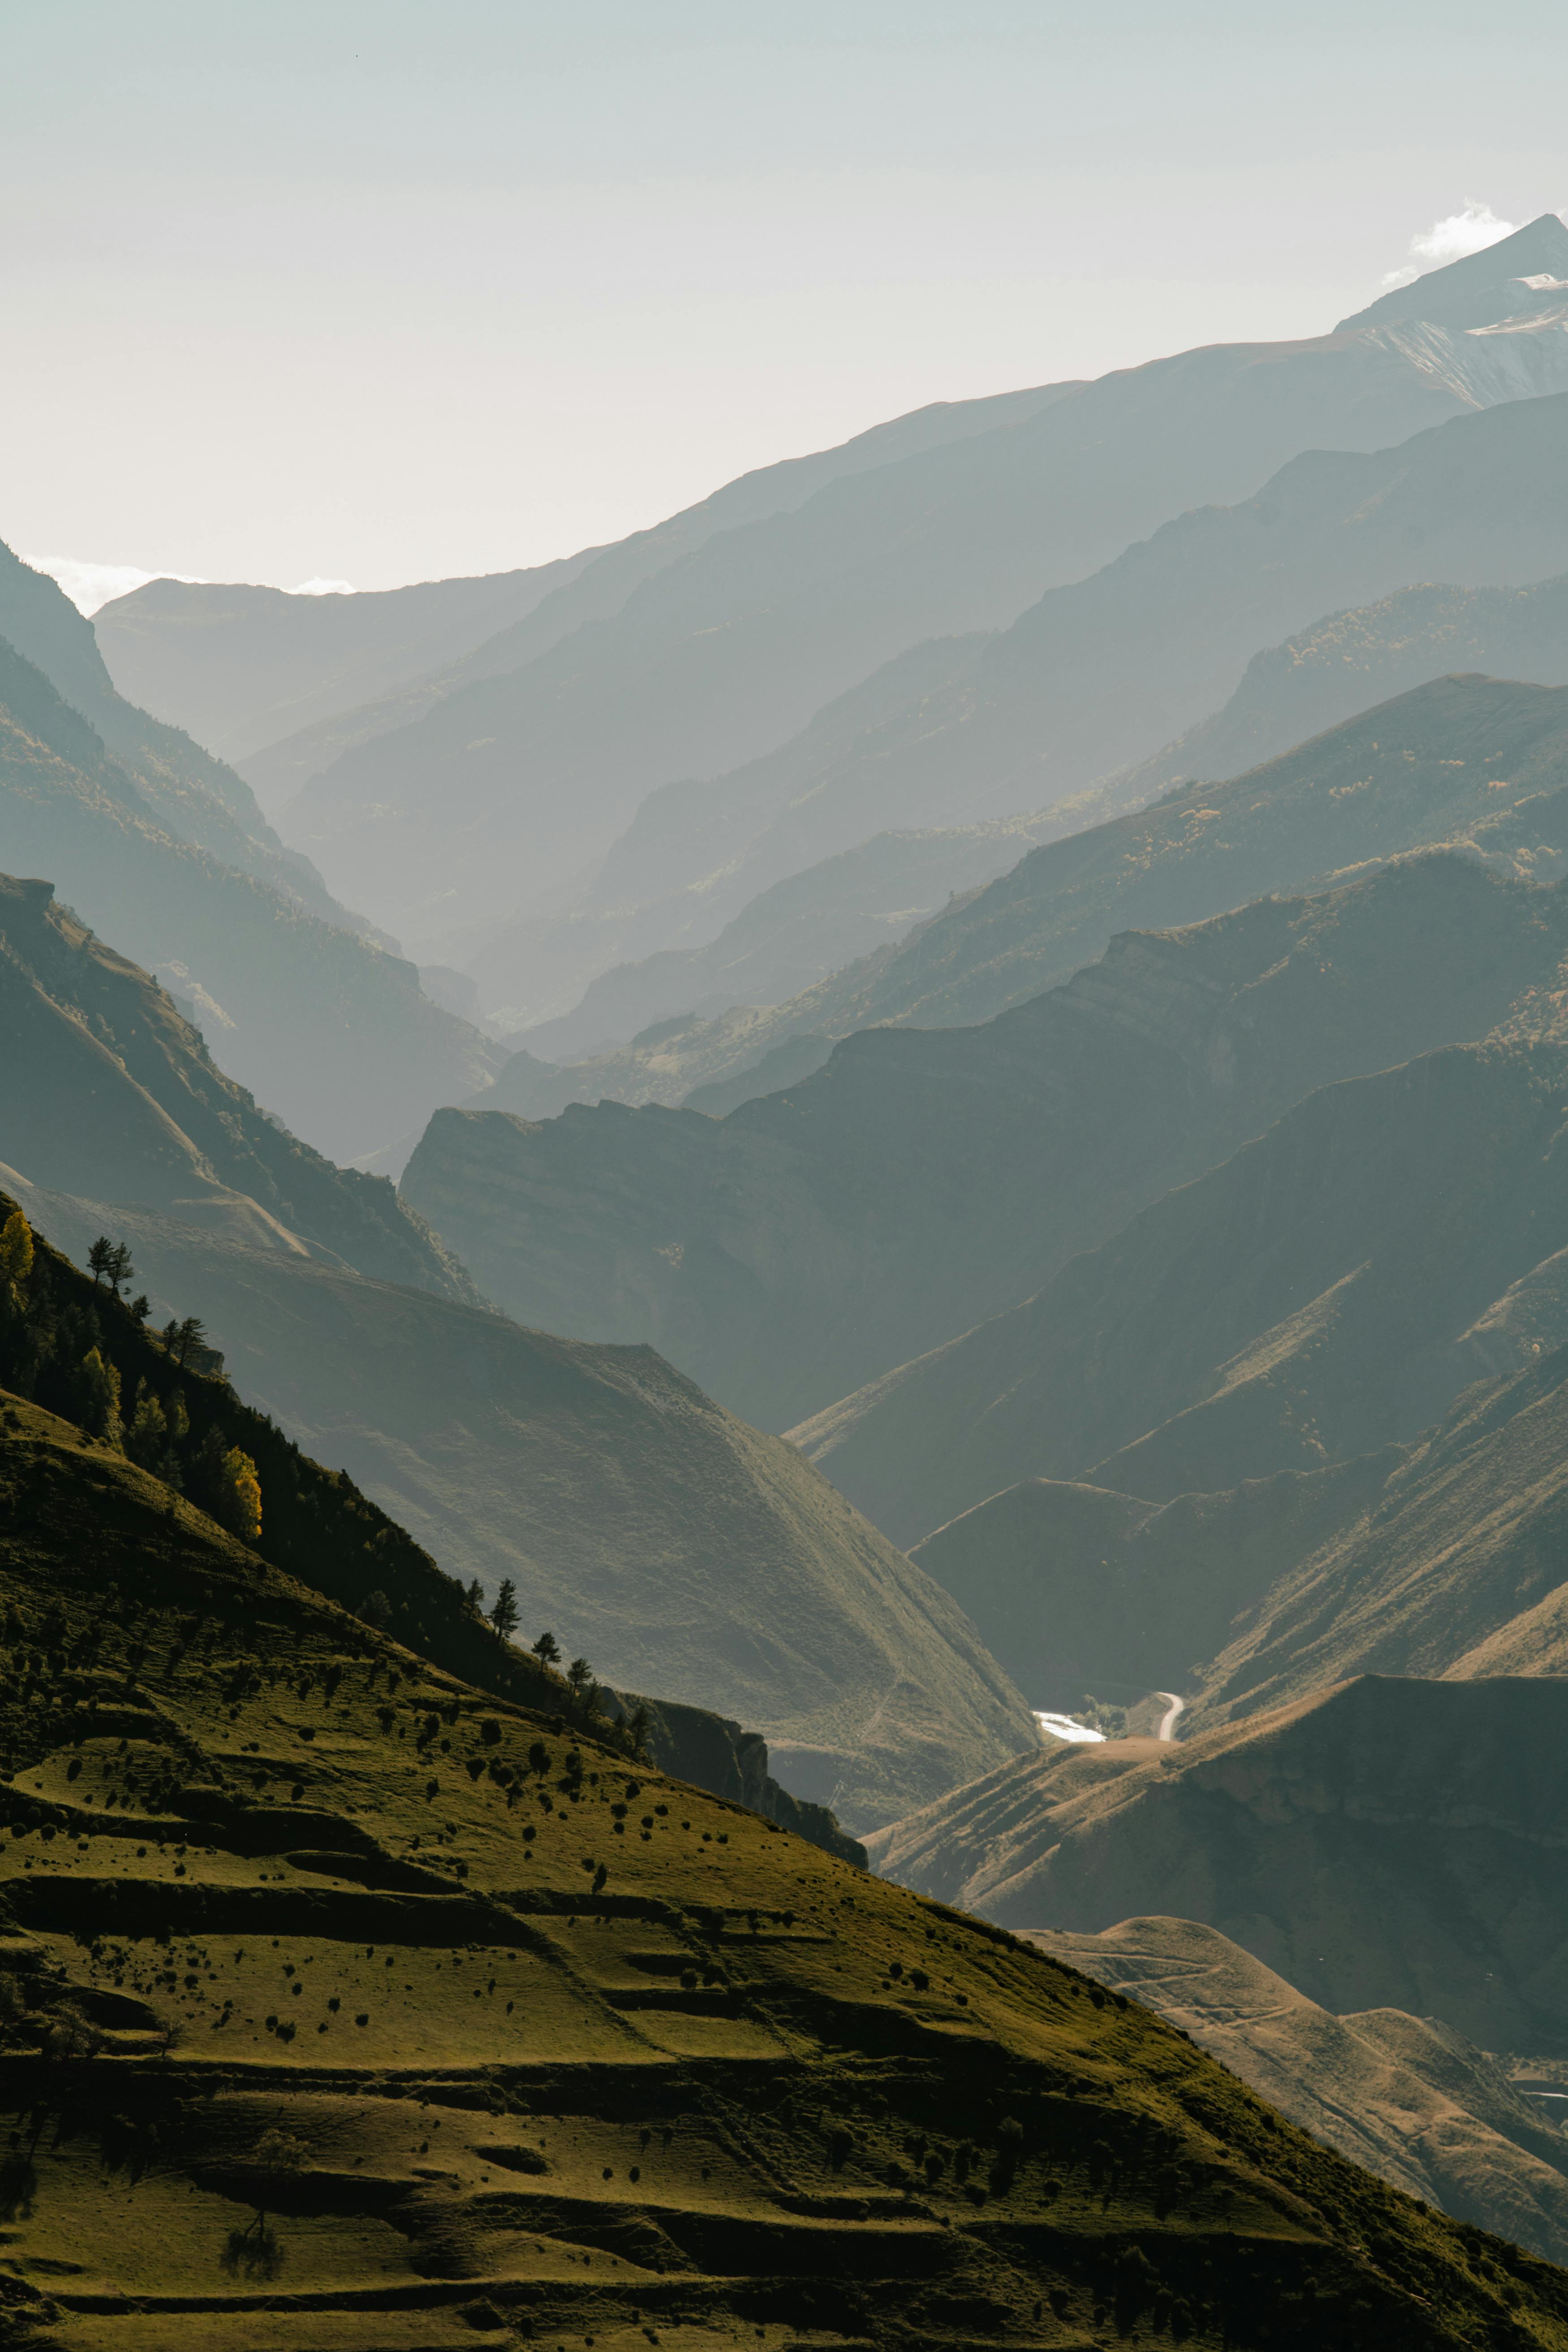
[289,576,356,596]
[21,553,207,615]
[1381,201,1519,290]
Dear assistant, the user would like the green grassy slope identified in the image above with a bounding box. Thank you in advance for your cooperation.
[865,1675,1568,2054]
[0,873,475,1301]
[1028,1917,1568,2265]
[2,1187,1034,1835]
[791,1034,1568,1544]
[404,854,1568,1432]
[0,1191,858,1861]
[4,1421,1566,2352]
[0,645,501,1160]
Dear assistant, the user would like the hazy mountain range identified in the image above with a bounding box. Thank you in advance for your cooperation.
[398,686,1568,1428]
[18,212,1568,2327]
[95,215,1568,1023]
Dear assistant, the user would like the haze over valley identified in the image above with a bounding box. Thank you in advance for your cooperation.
[9,12,1568,2343]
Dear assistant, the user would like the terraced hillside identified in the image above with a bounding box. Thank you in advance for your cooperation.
[5,1413,1568,2352]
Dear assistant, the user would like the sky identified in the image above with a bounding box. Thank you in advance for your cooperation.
[3,0,1567,602]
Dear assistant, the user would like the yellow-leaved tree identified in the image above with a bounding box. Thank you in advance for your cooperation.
[221,1446,263,1543]
[0,1209,33,1315]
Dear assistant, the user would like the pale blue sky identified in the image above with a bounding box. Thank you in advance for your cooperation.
[3,0,1565,592]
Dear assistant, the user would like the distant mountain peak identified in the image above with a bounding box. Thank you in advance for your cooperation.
[1339,210,1568,333]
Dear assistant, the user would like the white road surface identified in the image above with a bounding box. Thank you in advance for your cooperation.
[1155,1690,1186,1741]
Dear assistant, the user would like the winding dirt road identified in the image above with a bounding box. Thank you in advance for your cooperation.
[1155,1691,1186,1741]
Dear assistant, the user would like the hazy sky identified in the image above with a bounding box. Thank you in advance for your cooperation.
[4,0,1566,597]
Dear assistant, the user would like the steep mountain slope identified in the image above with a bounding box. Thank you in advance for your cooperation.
[793,1033,1568,1543]
[402,854,1568,1432]
[503,656,1568,1113]
[4,1436,1552,2352]
[894,1308,1568,1743]
[905,1452,1408,1714]
[515,811,1064,1065]
[0,635,503,1159]
[1128,574,1568,801]
[1187,1337,1568,1728]
[865,1674,1568,2052]
[1030,1917,1568,2264]
[282,218,1568,955]
[0,870,476,1298]
[461,631,1047,1029]
[4,1180,1034,1833]
[1338,224,1568,332]
[0,1195,857,1855]
[451,236,1568,1033]
[0,543,365,933]
[95,555,597,779]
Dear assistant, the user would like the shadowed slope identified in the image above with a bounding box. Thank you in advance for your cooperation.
[1127,574,1568,802]
[2,1183,1034,1834]
[905,1452,1407,1711]
[636,664,1568,1115]
[792,1034,1568,1543]
[406,855,1568,1431]
[866,1675,1568,2053]
[1187,1338,1568,1728]
[1027,1917,1568,2265]
[4,1417,1568,2350]
[0,544,358,931]
[0,871,476,1301]
[0,636,501,1159]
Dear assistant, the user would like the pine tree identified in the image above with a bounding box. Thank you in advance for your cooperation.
[161,1315,211,1370]
[489,1579,520,1640]
[531,1630,561,1666]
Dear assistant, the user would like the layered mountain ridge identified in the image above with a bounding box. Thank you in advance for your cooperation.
[274,215,1568,983]
[401,726,1568,1432]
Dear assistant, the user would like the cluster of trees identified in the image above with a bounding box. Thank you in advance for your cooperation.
[3,1194,647,1765]
[1,1210,261,1542]
[447,1590,649,1759]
